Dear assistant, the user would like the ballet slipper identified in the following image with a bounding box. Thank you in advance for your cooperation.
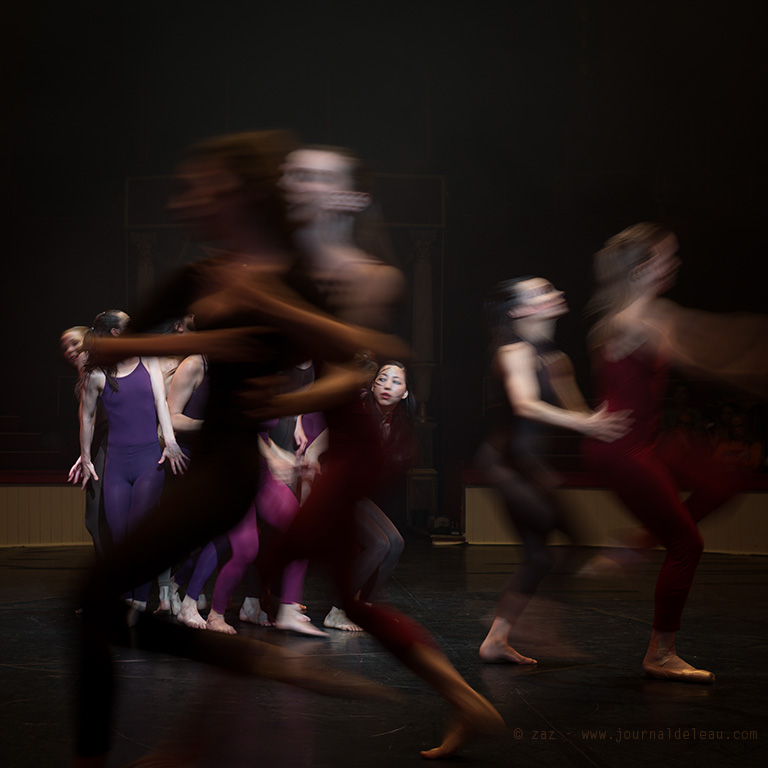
[323,606,364,632]
[169,579,182,617]
[206,609,237,634]
[276,603,328,637]
[642,651,714,684]
[197,593,208,611]
[177,595,207,630]
[153,585,171,615]
[239,597,273,627]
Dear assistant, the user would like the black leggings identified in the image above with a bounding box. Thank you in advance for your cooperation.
[475,441,573,623]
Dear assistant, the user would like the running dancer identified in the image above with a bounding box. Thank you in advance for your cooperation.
[475,277,628,664]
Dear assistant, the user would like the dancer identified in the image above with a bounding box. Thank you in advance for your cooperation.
[164,350,230,626]
[251,144,505,759]
[73,131,407,768]
[475,277,629,665]
[324,360,410,632]
[582,222,755,684]
[78,310,187,611]
[61,326,111,559]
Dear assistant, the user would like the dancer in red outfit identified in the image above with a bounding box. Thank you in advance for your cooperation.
[582,222,752,684]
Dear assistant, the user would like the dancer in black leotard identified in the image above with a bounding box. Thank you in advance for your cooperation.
[475,277,629,665]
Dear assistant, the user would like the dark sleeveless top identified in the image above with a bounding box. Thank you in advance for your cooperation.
[485,335,561,466]
[100,361,158,448]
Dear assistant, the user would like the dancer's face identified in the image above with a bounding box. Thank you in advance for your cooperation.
[60,332,84,367]
[637,234,680,296]
[510,278,568,320]
[279,149,355,223]
[371,365,408,410]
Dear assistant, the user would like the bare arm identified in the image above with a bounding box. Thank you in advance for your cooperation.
[190,272,410,364]
[644,299,768,396]
[167,355,205,433]
[240,363,370,421]
[77,371,104,489]
[498,344,629,441]
[146,358,188,475]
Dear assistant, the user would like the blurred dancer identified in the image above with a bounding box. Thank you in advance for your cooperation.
[583,222,758,684]
[253,145,504,759]
[73,132,405,768]
[475,277,628,664]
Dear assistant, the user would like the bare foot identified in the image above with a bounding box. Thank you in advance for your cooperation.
[206,609,237,634]
[479,637,537,665]
[323,606,364,632]
[239,597,273,627]
[276,603,328,637]
[177,595,207,630]
[169,579,182,616]
[197,593,207,611]
[421,695,505,759]
[153,586,170,615]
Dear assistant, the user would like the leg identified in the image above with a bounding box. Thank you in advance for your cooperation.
[592,448,713,683]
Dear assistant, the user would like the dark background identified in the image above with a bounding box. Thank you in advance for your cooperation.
[3,1,766,513]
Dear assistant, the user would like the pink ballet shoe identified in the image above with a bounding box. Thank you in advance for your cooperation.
[642,655,715,684]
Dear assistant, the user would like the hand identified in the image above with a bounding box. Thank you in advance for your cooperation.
[584,403,634,442]
[266,448,297,486]
[159,442,189,475]
[67,456,84,486]
[76,457,99,490]
[293,420,309,456]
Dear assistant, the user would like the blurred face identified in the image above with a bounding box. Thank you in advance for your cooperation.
[60,332,84,367]
[371,365,408,411]
[279,149,355,223]
[167,158,241,239]
[638,234,680,296]
[510,278,568,320]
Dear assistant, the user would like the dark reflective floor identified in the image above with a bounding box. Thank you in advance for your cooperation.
[2,540,766,767]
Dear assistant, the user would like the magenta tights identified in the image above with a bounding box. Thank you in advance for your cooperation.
[211,470,305,614]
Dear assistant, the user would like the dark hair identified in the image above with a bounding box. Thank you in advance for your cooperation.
[86,309,129,390]
[92,309,128,336]
[484,277,536,351]
[363,361,417,471]
[368,360,417,419]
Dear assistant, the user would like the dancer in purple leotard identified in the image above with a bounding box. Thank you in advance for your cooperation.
[78,311,186,611]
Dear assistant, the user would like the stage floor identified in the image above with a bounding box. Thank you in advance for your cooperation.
[2,539,766,767]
